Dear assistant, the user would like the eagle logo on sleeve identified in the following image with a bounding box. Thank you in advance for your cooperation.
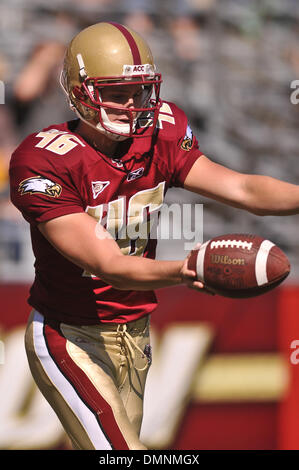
[181,124,194,151]
[18,176,62,198]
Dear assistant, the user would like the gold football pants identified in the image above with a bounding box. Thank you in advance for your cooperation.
[25,310,151,450]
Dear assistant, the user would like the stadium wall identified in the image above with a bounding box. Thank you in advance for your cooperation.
[0,284,298,450]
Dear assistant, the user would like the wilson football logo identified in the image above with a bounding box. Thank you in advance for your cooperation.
[18,176,62,198]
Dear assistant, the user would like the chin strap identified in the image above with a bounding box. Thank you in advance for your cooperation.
[95,108,135,141]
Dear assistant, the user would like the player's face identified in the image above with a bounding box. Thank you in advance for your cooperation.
[100,83,145,124]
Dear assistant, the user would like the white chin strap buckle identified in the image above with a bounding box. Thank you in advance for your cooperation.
[96,107,136,140]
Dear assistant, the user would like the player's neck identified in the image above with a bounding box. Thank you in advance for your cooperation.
[76,120,119,158]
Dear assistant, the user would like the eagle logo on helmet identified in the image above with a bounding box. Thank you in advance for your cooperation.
[18,176,62,198]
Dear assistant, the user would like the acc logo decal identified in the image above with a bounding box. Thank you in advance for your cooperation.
[18,176,62,198]
[181,124,194,151]
[91,180,110,199]
[123,64,155,77]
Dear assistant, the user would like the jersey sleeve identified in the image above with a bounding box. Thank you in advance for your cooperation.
[168,105,203,188]
[9,145,84,226]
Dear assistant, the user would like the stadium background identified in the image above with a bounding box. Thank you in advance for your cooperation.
[0,0,299,450]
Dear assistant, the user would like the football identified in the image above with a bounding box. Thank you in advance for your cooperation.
[188,233,290,298]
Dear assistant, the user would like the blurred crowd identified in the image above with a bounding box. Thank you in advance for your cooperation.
[1,0,299,280]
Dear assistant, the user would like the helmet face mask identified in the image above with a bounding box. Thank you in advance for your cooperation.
[75,73,162,140]
[61,22,163,141]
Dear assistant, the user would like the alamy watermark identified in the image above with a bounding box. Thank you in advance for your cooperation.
[0,340,4,365]
[290,340,299,365]
[95,202,203,251]
[290,80,299,105]
[0,81,4,104]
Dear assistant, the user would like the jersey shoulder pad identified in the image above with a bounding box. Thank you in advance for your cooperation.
[156,101,188,141]
[13,121,86,162]
[33,122,86,157]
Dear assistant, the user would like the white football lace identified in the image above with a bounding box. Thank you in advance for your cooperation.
[210,240,253,250]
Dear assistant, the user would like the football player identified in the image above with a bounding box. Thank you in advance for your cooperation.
[9,22,299,450]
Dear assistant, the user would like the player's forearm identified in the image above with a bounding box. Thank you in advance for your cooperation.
[38,214,192,291]
[99,255,185,290]
[243,174,299,215]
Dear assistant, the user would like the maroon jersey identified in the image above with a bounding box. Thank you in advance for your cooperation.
[10,101,202,325]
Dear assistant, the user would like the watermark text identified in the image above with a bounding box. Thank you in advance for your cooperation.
[0,81,4,104]
[94,201,203,251]
[290,80,299,105]
[290,340,299,365]
[0,340,4,364]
